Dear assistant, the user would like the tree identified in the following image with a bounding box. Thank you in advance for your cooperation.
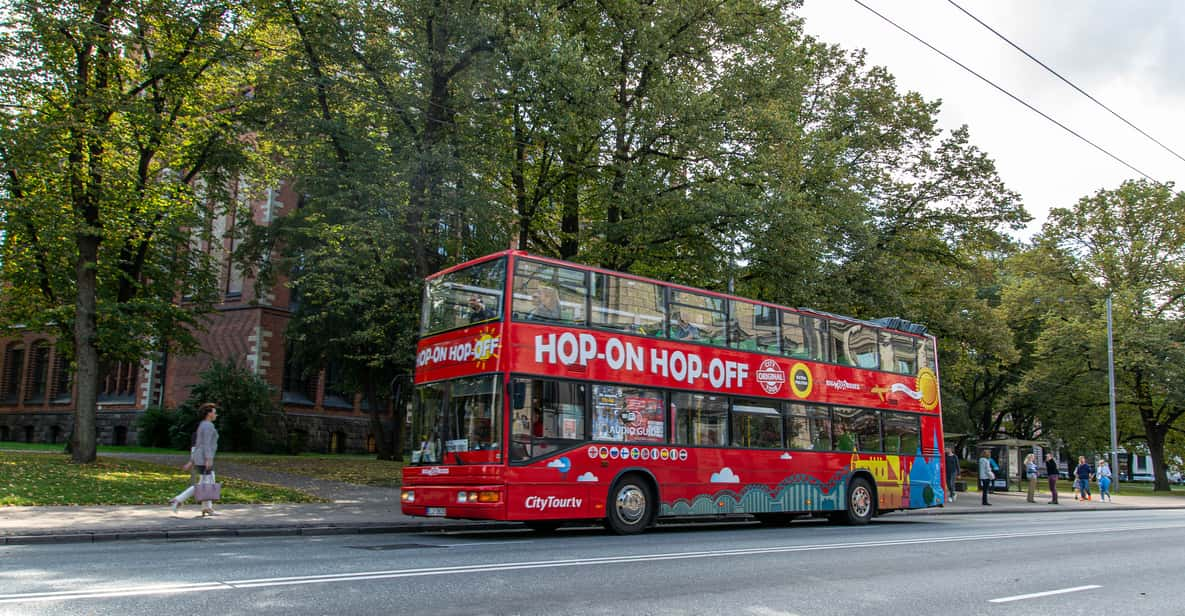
[0,0,273,462]
[1034,180,1185,491]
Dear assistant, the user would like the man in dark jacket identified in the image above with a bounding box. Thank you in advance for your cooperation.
[945,450,960,503]
[1045,452,1060,504]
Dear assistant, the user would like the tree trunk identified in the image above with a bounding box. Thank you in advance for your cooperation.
[1145,424,1171,492]
[72,235,100,463]
[363,372,396,461]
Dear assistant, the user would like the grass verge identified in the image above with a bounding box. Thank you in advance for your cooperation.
[0,452,326,506]
[223,454,403,487]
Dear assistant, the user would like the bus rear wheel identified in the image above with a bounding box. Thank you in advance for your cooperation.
[838,476,875,525]
[607,476,652,535]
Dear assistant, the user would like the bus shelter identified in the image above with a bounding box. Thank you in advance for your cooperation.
[977,438,1049,492]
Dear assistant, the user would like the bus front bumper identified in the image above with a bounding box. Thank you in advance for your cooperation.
[401,485,506,520]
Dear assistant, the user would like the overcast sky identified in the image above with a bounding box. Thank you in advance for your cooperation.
[797,0,1185,240]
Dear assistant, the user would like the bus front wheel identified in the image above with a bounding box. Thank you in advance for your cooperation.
[607,476,652,535]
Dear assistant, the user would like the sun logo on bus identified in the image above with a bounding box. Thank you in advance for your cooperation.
[472,326,502,370]
[916,368,939,411]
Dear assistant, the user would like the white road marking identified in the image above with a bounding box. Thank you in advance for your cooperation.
[2,523,1180,604]
[989,585,1102,603]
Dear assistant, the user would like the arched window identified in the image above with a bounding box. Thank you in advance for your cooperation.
[1,343,26,403]
[281,344,316,404]
[24,341,51,404]
[51,352,72,403]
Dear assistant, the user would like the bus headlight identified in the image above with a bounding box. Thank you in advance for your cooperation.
[401,490,415,503]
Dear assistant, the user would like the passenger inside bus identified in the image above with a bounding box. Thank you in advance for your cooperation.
[526,286,562,321]
[467,296,496,323]
[671,312,701,341]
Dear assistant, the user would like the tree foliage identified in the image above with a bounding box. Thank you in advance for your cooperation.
[0,0,276,462]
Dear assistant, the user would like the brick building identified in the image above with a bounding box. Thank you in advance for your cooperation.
[0,183,387,454]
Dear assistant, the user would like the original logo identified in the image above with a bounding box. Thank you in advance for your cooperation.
[756,359,786,395]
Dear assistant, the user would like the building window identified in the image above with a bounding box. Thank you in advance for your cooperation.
[322,361,353,409]
[98,361,137,403]
[2,343,26,403]
[51,352,72,403]
[282,345,316,404]
[113,426,128,446]
[24,341,51,404]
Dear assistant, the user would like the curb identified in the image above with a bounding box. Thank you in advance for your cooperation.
[0,521,517,546]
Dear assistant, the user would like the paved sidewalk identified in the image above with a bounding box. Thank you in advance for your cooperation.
[3,471,1183,545]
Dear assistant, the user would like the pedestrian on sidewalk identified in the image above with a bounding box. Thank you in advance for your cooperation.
[1045,452,1060,504]
[168,432,200,514]
[1025,453,1039,503]
[191,403,220,516]
[978,449,995,506]
[1097,459,1113,502]
[1074,455,1092,501]
[945,449,960,503]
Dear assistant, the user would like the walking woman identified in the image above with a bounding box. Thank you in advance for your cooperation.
[1025,453,1039,503]
[168,431,200,514]
[191,403,220,516]
[1097,459,1113,502]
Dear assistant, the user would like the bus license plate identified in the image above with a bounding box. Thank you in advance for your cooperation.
[427,507,446,517]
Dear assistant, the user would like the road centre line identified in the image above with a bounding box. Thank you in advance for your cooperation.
[2,522,1181,604]
[989,585,1102,603]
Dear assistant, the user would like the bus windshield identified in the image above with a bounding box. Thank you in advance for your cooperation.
[410,375,502,465]
[421,257,506,335]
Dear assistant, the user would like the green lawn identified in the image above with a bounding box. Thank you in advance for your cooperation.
[0,441,404,488]
[0,452,326,506]
[222,453,403,487]
[0,441,182,455]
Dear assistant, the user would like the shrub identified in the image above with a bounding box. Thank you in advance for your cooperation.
[173,359,289,453]
[136,407,175,448]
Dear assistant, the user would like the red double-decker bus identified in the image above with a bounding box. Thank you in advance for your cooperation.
[401,251,947,534]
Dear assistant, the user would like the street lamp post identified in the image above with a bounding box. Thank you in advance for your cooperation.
[1106,295,1119,493]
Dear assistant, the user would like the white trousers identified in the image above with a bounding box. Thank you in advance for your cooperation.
[171,471,216,509]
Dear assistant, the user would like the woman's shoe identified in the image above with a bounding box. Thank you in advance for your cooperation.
[201,508,215,517]
[169,499,180,514]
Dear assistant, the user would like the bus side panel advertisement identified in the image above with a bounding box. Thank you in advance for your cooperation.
[501,442,946,520]
[498,324,939,413]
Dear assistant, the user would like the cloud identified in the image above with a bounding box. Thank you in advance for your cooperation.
[546,457,571,473]
[576,472,599,483]
[780,453,793,460]
[710,467,741,483]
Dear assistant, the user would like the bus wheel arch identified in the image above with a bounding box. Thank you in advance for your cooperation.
[606,470,658,535]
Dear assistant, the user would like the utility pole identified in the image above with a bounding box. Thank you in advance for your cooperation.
[1106,294,1119,493]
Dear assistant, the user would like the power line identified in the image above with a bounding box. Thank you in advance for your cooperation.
[849,0,1161,184]
[946,0,1185,166]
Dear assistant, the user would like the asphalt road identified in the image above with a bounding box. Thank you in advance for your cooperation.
[2,510,1183,615]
